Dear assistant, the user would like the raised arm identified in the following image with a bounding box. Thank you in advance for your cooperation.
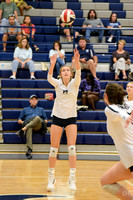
[72,48,80,70]
[48,54,57,75]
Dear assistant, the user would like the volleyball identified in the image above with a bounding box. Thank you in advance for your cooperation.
[60,9,76,24]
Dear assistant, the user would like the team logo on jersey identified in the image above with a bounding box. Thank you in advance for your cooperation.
[63,90,68,94]
[0,194,72,200]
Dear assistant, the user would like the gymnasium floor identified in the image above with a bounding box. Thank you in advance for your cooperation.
[0,160,133,200]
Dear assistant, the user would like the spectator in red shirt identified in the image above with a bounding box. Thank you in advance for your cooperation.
[21,15,39,51]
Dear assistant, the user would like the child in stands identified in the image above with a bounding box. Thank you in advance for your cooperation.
[21,15,39,51]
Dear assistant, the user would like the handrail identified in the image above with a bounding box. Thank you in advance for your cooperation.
[0,25,133,49]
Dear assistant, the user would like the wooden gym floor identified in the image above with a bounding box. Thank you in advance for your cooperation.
[0,160,133,200]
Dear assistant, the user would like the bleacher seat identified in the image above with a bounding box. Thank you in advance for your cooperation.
[0,0,133,147]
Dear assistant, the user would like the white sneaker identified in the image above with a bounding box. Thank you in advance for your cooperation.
[108,36,113,43]
[69,176,76,190]
[10,75,16,79]
[30,75,36,80]
[47,176,56,192]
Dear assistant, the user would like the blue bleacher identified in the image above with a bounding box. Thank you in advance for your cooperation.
[1,0,132,147]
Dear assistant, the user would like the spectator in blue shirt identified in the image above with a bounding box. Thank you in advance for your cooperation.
[80,72,101,110]
[77,37,99,80]
[107,13,122,43]
[17,94,47,159]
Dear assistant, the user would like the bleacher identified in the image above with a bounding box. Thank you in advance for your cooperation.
[0,0,133,158]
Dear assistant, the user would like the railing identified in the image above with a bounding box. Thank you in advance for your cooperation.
[1,25,133,51]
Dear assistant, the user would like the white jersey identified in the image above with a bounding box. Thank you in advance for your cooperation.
[48,69,81,119]
[105,103,133,169]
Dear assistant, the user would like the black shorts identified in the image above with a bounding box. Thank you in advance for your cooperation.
[52,115,77,128]
[129,165,133,172]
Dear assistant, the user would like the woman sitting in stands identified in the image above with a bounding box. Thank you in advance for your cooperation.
[21,15,39,51]
[10,38,35,80]
[107,13,122,43]
[112,39,131,81]
[80,72,101,110]
[49,41,65,76]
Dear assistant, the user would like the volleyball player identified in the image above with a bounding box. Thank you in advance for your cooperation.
[47,49,81,191]
[101,82,133,200]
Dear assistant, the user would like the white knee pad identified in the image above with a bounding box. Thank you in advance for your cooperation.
[68,145,76,156]
[49,147,58,157]
[102,183,121,196]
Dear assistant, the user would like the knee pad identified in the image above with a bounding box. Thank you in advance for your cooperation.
[102,183,121,196]
[68,145,76,156]
[49,147,58,157]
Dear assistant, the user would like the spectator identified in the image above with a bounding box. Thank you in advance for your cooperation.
[124,82,133,103]
[2,14,21,52]
[0,0,18,33]
[77,37,99,80]
[21,15,39,51]
[12,0,33,16]
[80,72,101,110]
[10,37,35,80]
[59,18,79,43]
[82,9,104,43]
[112,39,131,81]
[49,41,65,76]
[107,13,122,43]
[17,94,47,159]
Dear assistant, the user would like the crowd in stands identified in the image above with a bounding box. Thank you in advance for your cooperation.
[0,0,132,112]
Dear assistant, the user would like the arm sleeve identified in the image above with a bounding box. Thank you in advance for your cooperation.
[105,106,129,122]
[73,69,81,87]
[99,19,104,27]
[13,2,18,11]
[28,48,32,59]
[18,109,25,120]
[0,2,4,10]
[60,49,65,55]
[49,50,54,58]
[112,51,116,58]
[83,20,88,26]
[47,73,58,88]
[14,47,19,58]
[32,24,36,32]
[126,51,130,60]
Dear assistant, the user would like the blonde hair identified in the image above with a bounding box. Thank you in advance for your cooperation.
[59,65,74,79]
[128,82,133,85]
[118,39,126,46]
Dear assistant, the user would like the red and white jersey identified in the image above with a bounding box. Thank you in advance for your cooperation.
[48,69,81,119]
[105,103,133,169]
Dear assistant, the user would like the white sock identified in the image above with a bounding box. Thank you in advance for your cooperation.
[48,168,55,176]
[70,168,76,177]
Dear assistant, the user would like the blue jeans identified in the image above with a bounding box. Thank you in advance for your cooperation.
[12,59,35,73]
[55,57,65,75]
[108,25,122,37]
[85,27,104,42]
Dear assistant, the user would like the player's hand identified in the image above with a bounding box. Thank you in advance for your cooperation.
[73,48,80,61]
[50,54,57,66]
